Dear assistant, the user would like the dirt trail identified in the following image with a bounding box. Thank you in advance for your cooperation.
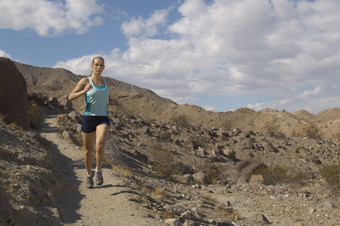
[39,115,162,226]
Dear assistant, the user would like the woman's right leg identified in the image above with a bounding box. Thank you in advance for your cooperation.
[82,131,96,175]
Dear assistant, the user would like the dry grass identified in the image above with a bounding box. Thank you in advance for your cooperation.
[319,163,340,196]
[201,194,240,220]
[150,186,167,201]
[252,165,313,186]
[113,165,133,178]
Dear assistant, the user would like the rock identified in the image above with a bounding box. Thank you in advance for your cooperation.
[144,127,152,136]
[0,187,13,225]
[316,201,335,211]
[196,147,206,158]
[249,174,264,185]
[192,171,208,185]
[62,130,72,140]
[235,160,266,175]
[221,147,237,161]
[0,57,29,129]
[173,138,181,146]
[164,218,181,226]
[255,214,271,224]
[236,175,248,185]
[28,92,48,105]
[263,141,279,153]
[68,110,82,124]
[47,97,59,110]
[179,174,194,184]
[58,95,72,110]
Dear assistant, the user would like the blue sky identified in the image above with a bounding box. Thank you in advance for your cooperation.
[1,0,340,114]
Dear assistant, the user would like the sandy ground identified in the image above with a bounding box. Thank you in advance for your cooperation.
[39,115,164,226]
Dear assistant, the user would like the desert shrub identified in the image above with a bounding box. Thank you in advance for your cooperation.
[304,124,322,140]
[170,115,190,128]
[319,164,340,196]
[216,204,240,220]
[150,186,168,201]
[104,137,123,166]
[266,123,279,136]
[197,161,223,184]
[253,165,312,186]
[149,141,177,178]
[28,102,44,129]
[196,135,211,148]
[160,209,175,219]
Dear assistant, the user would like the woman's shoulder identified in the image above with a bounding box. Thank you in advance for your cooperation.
[79,77,90,84]
[104,77,111,85]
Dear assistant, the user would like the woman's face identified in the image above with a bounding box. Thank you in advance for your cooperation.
[91,58,105,75]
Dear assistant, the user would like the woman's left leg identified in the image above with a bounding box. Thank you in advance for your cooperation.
[95,123,110,171]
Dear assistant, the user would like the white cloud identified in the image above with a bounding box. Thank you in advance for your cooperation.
[0,50,11,58]
[121,9,169,37]
[56,0,340,113]
[301,86,321,98]
[0,0,104,36]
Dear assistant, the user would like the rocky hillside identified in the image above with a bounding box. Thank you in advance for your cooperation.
[13,60,340,142]
[1,57,339,225]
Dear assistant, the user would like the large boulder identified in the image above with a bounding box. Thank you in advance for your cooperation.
[0,57,29,129]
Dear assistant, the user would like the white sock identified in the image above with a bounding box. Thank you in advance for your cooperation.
[95,169,102,173]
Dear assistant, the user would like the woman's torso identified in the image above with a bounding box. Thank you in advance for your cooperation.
[83,77,109,116]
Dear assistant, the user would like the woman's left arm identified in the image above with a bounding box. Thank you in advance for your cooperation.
[108,97,115,106]
[106,78,116,106]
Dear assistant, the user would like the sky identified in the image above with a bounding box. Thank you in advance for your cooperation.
[1,0,340,114]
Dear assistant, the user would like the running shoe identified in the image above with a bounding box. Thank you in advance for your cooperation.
[95,170,103,185]
[86,171,94,188]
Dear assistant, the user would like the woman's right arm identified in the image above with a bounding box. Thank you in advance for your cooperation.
[68,78,92,101]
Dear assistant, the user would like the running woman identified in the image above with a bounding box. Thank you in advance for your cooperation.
[68,56,114,188]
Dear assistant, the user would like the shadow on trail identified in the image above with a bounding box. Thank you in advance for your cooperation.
[92,184,114,189]
[39,114,83,224]
[111,190,141,196]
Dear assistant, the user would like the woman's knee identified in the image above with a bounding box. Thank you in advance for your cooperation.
[84,148,93,155]
[96,141,105,151]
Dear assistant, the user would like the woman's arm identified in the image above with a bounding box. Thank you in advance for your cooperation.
[68,78,92,101]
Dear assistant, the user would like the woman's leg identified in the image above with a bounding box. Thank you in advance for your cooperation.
[95,123,109,171]
[82,131,96,175]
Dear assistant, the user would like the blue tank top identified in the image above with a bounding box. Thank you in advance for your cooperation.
[84,77,109,116]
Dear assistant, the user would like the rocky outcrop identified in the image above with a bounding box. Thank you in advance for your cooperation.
[0,57,29,129]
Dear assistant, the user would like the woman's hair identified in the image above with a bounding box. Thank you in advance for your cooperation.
[92,56,105,65]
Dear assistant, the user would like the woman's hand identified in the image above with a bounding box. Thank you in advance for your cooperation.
[108,97,115,106]
[84,84,93,92]
[68,78,92,101]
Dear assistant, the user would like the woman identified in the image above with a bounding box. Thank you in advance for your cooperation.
[68,56,114,188]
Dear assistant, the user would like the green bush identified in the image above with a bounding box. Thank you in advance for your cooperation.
[28,103,44,129]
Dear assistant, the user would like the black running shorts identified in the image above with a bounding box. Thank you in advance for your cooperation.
[81,116,110,133]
